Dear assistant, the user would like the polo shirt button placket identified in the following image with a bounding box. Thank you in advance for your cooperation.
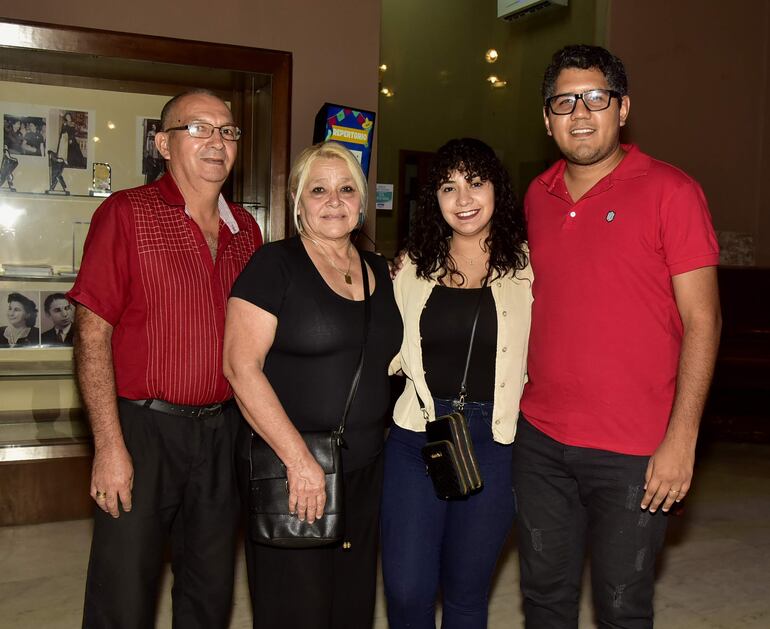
[564,208,578,231]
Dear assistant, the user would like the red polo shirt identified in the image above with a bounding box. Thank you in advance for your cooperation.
[521,145,719,455]
[69,174,262,405]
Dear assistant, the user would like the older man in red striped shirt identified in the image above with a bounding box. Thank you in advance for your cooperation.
[70,89,262,629]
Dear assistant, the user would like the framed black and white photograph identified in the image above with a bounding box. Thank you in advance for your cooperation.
[0,290,41,349]
[39,291,75,347]
[141,117,165,184]
[3,114,47,157]
[49,109,89,169]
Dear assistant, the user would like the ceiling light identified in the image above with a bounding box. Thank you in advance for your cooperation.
[485,49,499,63]
[487,75,499,83]
[379,64,388,72]
[107,121,116,130]
[93,136,100,142]
[492,80,507,88]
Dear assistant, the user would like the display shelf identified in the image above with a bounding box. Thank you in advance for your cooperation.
[0,360,74,377]
[0,191,107,199]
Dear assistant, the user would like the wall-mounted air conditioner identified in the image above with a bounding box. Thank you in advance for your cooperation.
[498,0,568,21]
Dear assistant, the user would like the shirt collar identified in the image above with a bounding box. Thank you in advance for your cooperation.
[154,172,240,235]
[538,143,651,194]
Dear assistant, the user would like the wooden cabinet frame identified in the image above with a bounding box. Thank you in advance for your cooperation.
[0,18,292,240]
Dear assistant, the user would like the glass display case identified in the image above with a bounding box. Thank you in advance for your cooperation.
[0,20,291,520]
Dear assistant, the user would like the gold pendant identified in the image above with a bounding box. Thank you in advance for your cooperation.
[345,274,352,285]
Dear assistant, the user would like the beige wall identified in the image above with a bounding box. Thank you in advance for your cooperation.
[375,0,608,256]
[2,0,381,233]
[608,0,770,266]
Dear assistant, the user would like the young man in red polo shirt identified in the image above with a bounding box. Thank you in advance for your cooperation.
[513,45,722,628]
[70,90,262,628]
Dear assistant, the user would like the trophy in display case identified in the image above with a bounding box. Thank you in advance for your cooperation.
[89,162,111,197]
[0,144,18,192]
[45,150,70,195]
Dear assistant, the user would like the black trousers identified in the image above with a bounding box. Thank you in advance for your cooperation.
[511,416,669,629]
[237,431,383,629]
[82,399,241,629]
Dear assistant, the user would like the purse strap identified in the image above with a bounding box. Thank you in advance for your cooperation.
[417,276,488,418]
[335,252,371,443]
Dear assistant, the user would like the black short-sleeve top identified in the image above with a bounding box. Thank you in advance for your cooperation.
[231,236,403,471]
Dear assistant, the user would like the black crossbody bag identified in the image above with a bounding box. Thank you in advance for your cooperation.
[248,254,371,548]
[419,283,487,500]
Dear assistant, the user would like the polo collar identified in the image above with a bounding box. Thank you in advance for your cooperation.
[538,143,651,196]
[154,172,240,235]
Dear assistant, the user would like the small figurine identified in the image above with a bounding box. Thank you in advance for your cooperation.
[46,150,70,195]
[0,144,19,192]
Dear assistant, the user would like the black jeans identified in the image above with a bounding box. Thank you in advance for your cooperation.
[82,399,240,629]
[511,416,668,629]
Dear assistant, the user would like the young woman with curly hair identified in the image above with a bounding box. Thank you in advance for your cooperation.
[382,138,533,628]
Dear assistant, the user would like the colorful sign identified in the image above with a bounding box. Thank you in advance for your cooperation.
[313,103,376,177]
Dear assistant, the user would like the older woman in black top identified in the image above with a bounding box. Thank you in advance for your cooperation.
[223,141,402,629]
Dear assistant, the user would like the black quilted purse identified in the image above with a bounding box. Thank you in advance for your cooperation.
[248,254,370,547]
[420,282,486,500]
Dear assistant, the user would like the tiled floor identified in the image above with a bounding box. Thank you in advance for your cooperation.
[2,440,769,628]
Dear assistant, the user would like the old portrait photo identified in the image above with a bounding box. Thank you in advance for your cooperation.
[40,291,75,347]
[50,109,89,169]
[3,114,47,157]
[0,290,41,349]
[141,117,165,184]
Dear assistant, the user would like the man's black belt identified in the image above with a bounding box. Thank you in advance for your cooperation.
[126,398,225,418]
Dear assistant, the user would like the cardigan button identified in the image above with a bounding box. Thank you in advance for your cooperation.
[502,346,507,352]
[502,311,507,316]
[495,419,501,425]
[500,382,506,388]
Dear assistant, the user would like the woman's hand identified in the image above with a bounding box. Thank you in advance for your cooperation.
[286,455,327,523]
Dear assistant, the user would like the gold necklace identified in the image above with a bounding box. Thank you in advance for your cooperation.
[306,236,353,284]
[450,246,488,266]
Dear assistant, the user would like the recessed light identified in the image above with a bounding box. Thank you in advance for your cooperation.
[485,49,499,63]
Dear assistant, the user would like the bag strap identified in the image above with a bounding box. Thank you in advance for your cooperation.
[455,284,486,410]
[335,252,371,442]
[416,276,489,418]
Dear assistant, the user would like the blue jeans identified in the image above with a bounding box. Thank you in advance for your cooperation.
[511,416,669,629]
[381,399,516,629]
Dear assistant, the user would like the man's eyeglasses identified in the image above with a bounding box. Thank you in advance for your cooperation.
[545,89,621,115]
[164,122,242,141]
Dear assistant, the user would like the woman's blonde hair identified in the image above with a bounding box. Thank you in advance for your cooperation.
[288,141,367,234]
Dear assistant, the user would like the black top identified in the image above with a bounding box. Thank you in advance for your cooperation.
[0,326,40,348]
[231,236,402,471]
[421,286,497,402]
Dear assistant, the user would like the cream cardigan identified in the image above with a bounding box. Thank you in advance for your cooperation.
[388,255,533,444]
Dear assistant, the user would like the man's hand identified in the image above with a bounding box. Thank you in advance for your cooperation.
[641,267,721,514]
[91,443,134,518]
[641,434,695,513]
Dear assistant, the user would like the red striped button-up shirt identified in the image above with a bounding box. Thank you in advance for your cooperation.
[70,174,262,405]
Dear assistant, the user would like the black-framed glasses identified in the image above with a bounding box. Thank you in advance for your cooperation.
[164,122,242,141]
[545,89,621,115]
